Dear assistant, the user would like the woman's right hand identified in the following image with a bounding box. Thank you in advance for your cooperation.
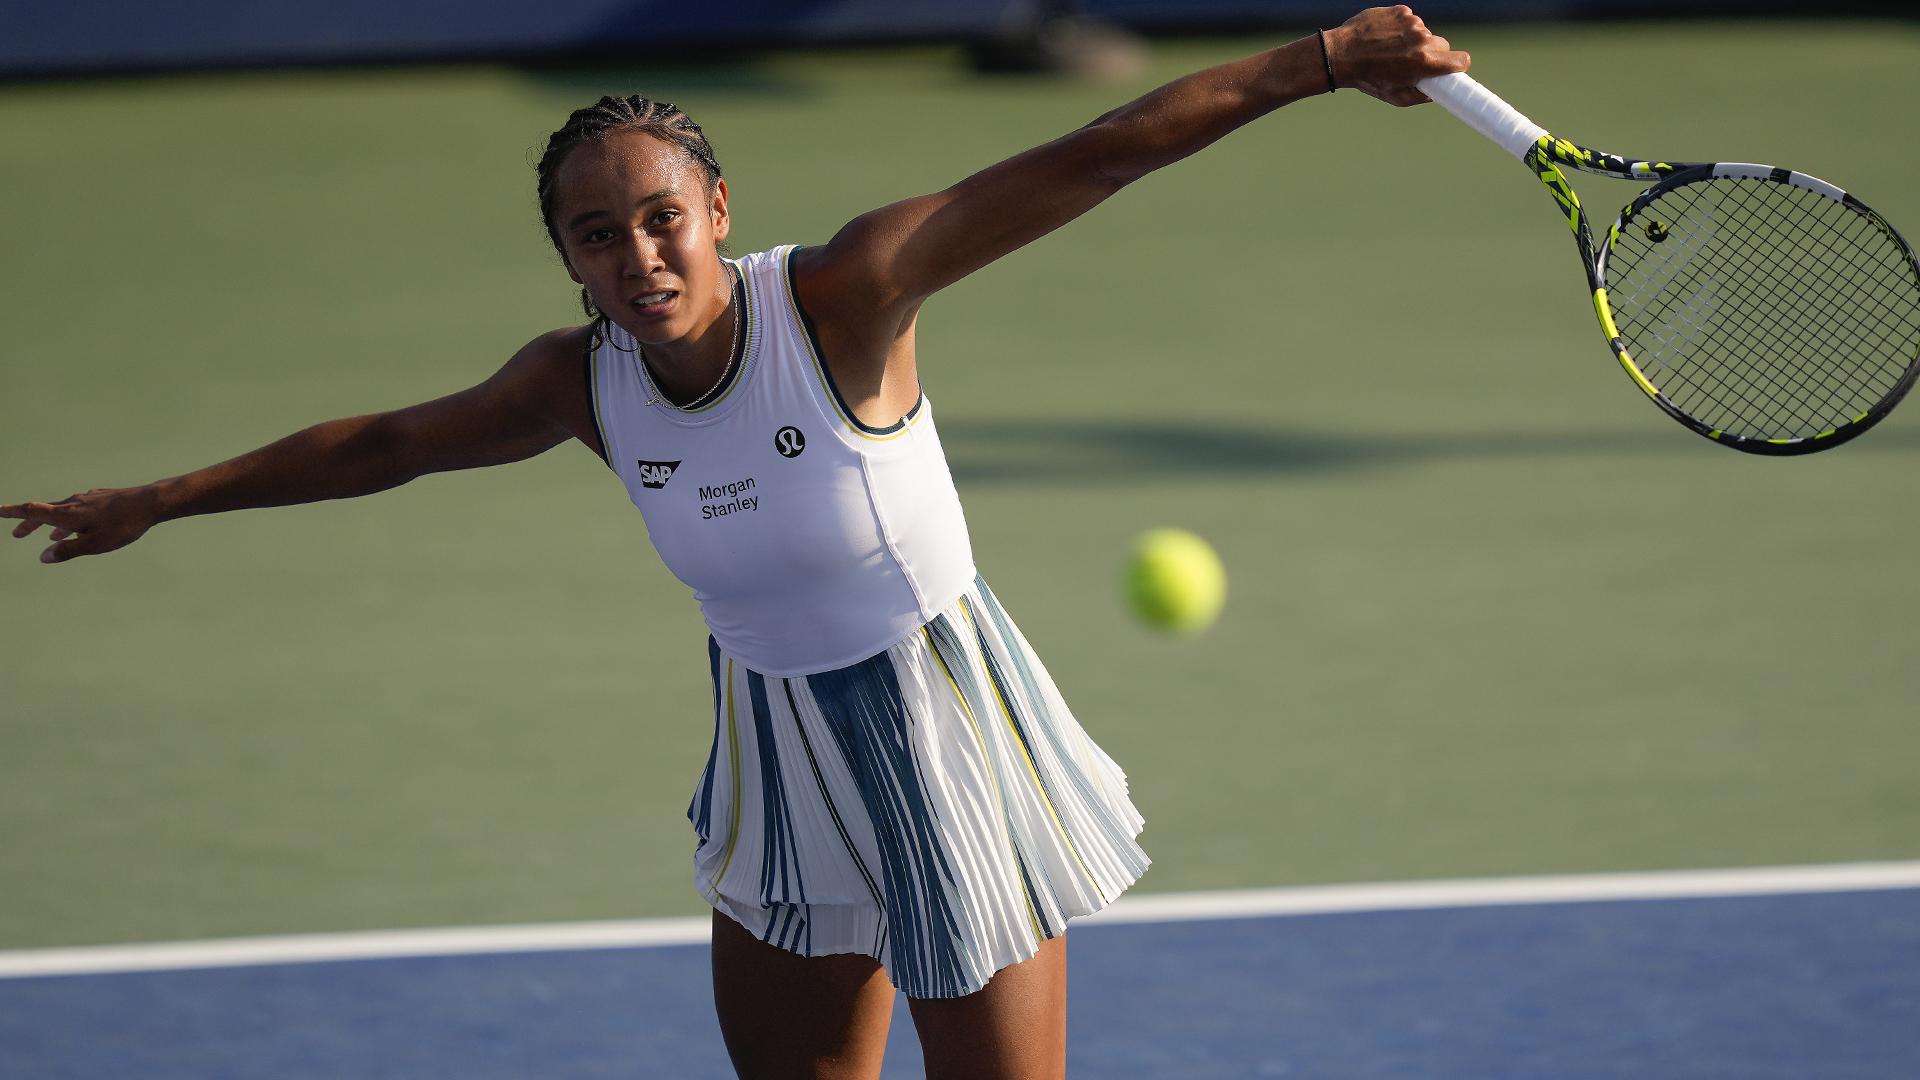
[4,327,604,567]
[2,485,164,564]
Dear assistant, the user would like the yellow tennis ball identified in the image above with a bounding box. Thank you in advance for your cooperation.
[1124,528,1226,635]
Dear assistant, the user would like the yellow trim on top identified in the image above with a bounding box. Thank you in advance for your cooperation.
[586,342,610,460]
[780,246,919,441]
[673,257,754,415]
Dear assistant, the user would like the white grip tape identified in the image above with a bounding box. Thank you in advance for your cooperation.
[1416,73,1548,161]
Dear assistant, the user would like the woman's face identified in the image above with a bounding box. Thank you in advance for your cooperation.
[552,130,731,346]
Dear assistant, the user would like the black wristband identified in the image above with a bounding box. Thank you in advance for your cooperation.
[1317,29,1337,94]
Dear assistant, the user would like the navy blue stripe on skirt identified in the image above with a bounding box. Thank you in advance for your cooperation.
[689,575,1148,998]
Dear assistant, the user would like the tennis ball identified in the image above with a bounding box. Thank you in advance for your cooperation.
[1124,528,1227,635]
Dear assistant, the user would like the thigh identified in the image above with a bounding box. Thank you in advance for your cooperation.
[906,935,1067,1080]
[710,909,898,1080]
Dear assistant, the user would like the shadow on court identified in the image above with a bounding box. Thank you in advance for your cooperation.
[4,890,1916,1079]
[936,419,1920,484]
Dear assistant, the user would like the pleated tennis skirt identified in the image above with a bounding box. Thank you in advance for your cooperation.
[688,574,1149,999]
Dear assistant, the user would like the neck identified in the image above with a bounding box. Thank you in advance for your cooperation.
[642,267,738,406]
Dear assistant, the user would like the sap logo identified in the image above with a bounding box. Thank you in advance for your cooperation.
[635,460,682,489]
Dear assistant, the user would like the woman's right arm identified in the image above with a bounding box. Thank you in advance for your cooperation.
[3,328,601,564]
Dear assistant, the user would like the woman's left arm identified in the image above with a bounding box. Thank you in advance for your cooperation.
[797,7,1467,341]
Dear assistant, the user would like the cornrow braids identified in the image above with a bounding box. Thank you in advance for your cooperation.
[535,95,724,334]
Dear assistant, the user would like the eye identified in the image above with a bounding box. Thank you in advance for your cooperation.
[583,227,616,244]
[650,209,680,227]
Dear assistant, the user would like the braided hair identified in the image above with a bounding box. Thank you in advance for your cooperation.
[535,95,724,330]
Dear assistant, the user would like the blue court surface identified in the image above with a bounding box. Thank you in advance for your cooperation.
[4,882,1917,1079]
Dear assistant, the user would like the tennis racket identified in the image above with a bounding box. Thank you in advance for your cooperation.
[1416,72,1920,455]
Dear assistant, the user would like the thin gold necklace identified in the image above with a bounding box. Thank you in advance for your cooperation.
[640,272,740,411]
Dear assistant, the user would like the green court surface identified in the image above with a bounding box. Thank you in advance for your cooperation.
[3,21,1918,950]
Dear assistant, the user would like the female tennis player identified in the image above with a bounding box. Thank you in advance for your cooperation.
[5,9,1465,1078]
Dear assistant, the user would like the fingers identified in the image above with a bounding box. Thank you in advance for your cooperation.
[4,490,154,563]
[5,502,64,538]
[38,522,132,564]
[3,502,90,561]
[1328,6,1473,106]
[4,499,82,534]
[41,538,88,564]
[42,536,99,564]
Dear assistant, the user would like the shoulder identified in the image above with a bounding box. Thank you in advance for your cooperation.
[499,325,595,388]
[787,242,882,326]
[483,325,601,444]
[522,324,596,361]
[784,243,825,280]
[740,243,853,325]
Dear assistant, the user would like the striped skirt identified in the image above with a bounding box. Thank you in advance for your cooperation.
[689,575,1148,999]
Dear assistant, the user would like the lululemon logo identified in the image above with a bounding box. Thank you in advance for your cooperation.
[774,427,806,458]
[636,460,681,489]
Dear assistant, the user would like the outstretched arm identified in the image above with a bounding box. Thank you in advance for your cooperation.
[3,328,599,564]
[802,7,1468,320]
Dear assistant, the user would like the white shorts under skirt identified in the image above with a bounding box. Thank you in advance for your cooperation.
[690,574,1149,998]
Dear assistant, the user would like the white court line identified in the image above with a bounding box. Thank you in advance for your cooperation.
[1074,860,1920,925]
[3,861,1917,980]
[0,917,713,980]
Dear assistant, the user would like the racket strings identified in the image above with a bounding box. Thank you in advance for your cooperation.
[1682,190,1914,430]
[1692,212,1892,431]
[1604,178,1920,441]
[1619,184,1916,436]
[1627,188,1906,435]
[1728,190,1919,406]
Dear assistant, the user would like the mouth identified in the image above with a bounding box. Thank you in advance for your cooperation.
[631,290,678,317]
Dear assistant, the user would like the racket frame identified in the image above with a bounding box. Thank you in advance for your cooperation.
[1422,73,1920,455]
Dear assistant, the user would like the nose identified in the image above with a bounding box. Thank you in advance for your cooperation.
[619,228,664,278]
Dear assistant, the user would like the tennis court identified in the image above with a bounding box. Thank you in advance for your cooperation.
[6,865,1919,1077]
[3,16,1918,1075]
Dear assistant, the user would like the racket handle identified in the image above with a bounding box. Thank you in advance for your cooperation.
[1416,73,1548,161]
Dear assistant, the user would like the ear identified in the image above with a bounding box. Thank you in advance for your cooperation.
[563,254,584,286]
[709,178,731,243]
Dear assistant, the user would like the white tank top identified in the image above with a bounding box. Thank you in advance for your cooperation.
[589,245,976,678]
